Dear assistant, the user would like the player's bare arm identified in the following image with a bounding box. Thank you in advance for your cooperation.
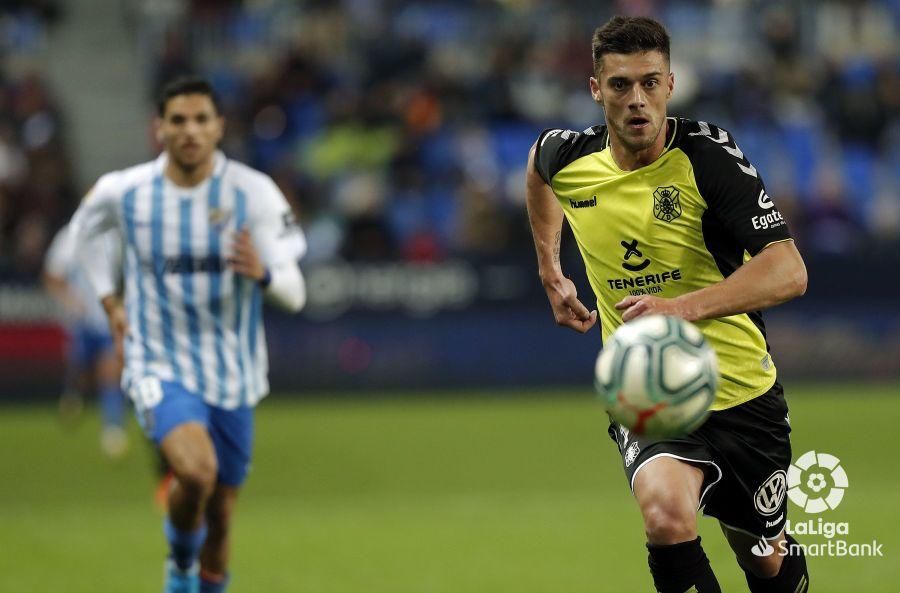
[526,142,597,334]
[616,239,807,322]
[101,294,127,361]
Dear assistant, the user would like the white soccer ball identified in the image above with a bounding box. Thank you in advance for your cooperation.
[595,315,718,438]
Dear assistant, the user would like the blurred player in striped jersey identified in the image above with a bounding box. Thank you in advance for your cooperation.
[70,77,307,593]
[43,223,129,458]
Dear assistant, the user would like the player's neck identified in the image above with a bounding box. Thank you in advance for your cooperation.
[165,159,214,188]
[609,119,668,171]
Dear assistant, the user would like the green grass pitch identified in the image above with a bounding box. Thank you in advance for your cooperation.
[1,383,897,592]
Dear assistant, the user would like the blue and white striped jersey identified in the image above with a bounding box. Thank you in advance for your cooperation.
[71,152,306,409]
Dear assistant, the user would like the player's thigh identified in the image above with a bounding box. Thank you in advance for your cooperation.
[700,384,792,542]
[634,456,706,522]
[129,378,216,477]
[721,523,786,577]
[161,422,218,480]
[609,423,715,541]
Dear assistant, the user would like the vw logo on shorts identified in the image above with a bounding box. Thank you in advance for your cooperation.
[754,470,787,516]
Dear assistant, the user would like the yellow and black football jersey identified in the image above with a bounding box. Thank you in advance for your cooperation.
[535,117,793,410]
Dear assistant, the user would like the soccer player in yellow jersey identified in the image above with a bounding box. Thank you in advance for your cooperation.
[526,16,809,593]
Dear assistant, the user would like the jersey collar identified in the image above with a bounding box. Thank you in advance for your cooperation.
[602,117,678,153]
[154,150,228,181]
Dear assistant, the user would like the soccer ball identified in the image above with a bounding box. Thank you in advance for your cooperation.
[594,315,718,438]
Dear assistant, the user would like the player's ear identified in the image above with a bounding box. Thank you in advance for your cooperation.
[589,76,603,105]
[215,115,225,142]
[153,117,164,145]
[666,71,675,99]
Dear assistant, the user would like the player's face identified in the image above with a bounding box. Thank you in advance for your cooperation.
[157,94,224,170]
[589,51,673,153]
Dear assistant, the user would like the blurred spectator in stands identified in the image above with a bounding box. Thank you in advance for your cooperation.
[4,0,899,282]
[0,66,74,280]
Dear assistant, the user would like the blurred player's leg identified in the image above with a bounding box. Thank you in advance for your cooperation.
[193,404,253,592]
[58,327,86,425]
[160,422,218,593]
[96,345,128,458]
[634,457,721,593]
[721,526,809,593]
[198,485,239,593]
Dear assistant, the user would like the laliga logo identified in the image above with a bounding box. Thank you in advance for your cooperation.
[787,451,848,513]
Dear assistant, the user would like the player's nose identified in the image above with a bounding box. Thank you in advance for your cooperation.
[182,119,202,136]
[628,83,646,107]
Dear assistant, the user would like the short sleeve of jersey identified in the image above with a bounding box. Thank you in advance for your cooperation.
[44,225,73,277]
[69,173,126,298]
[248,177,306,267]
[534,127,606,185]
[688,122,792,255]
[70,172,121,244]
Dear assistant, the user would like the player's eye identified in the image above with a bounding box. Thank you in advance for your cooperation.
[645,80,659,88]
[612,80,627,91]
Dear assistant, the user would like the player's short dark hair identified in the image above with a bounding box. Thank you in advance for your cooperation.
[591,16,670,74]
[157,76,222,116]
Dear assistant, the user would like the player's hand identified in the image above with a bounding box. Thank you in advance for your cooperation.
[228,228,266,282]
[101,296,128,364]
[62,293,87,318]
[615,295,687,322]
[543,275,597,334]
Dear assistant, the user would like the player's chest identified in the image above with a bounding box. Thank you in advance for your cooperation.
[552,153,708,266]
[121,189,248,258]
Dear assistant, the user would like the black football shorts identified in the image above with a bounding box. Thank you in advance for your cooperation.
[608,382,792,539]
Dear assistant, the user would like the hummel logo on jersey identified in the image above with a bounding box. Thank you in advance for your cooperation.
[569,196,597,209]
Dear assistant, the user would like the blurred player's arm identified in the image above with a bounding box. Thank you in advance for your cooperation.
[616,239,807,322]
[95,235,126,358]
[42,272,83,316]
[526,141,596,334]
[231,177,307,312]
[69,176,127,353]
[43,227,84,316]
[229,227,305,312]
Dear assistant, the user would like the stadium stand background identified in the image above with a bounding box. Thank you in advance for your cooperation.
[1,0,898,397]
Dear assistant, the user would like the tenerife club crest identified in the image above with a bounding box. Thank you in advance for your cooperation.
[653,186,682,223]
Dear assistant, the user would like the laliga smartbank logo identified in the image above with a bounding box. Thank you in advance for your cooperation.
[787,450,847,512]
[751,450,884,558]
